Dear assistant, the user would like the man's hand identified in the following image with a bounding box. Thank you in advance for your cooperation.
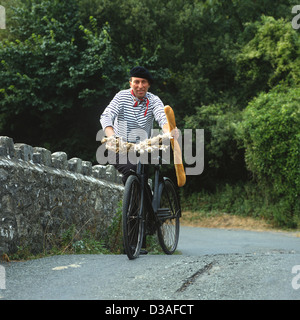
[171,127,179,140]
[163,123,179,140]
[105,126,115,137]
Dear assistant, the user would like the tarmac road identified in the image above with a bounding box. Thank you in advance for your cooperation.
[1,226,299,300]
[177,226,300,255]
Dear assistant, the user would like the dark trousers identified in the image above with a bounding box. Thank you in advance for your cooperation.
[113,156,137,185]
[109,152,149,185]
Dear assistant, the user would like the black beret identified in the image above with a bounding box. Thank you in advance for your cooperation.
[130,66,153,84]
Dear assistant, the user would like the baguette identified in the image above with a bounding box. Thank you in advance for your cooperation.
[164,105,186,187]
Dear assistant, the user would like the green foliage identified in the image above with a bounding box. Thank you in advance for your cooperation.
[184,103,245,185]
[0,1,121,158]
[61,226,110,255]
[78,0,295,116]
[0,0,21,41]
[105,201,123,253]
[181,182,265,217]
[9,0,80,41]
[237,85,300,227]
[181,182,300,229]
[8,224,110,260]
[236,16,300,102]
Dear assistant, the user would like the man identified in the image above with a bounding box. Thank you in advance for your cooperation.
[100,66,170,184]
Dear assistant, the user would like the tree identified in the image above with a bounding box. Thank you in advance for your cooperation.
[236,16,300,103]
[0,0,22,41]
[0,1,123,159]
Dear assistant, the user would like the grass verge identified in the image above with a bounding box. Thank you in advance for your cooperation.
[180,210,300,236]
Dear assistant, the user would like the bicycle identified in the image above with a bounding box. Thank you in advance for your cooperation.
[102,105,184,260]
[122,153,181,259]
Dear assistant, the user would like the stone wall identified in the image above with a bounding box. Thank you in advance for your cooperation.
[0,136,124,255]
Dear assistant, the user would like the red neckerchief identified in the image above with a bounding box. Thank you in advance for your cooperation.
[131,89,149,117]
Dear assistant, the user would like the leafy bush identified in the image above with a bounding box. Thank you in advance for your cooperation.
[237,85,300,227]
[181,182,265,217]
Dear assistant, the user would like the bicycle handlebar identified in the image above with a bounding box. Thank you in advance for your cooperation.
[101,132,172,154]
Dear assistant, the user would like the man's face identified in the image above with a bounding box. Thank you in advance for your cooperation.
[130,77,150,99]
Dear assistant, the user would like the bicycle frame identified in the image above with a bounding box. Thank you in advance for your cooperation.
[123,154,181,259]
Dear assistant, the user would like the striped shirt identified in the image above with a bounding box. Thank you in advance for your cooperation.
[100,89,167,143]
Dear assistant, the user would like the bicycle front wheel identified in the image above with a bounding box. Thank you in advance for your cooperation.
[122,175,144,259]
[157,178,180,254]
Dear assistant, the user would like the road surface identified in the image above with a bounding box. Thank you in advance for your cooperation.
[1,226,299,300]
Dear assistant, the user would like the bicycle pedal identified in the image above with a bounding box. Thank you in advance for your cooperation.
[157,208,171,216]
[139,249,148,255]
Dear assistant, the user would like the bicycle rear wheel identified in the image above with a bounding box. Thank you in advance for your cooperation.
[157,178,180,254]
[122,175,144,259]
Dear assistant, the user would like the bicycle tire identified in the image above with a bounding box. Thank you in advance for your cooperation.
[122,175,144,259]
[157,178,180,254]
